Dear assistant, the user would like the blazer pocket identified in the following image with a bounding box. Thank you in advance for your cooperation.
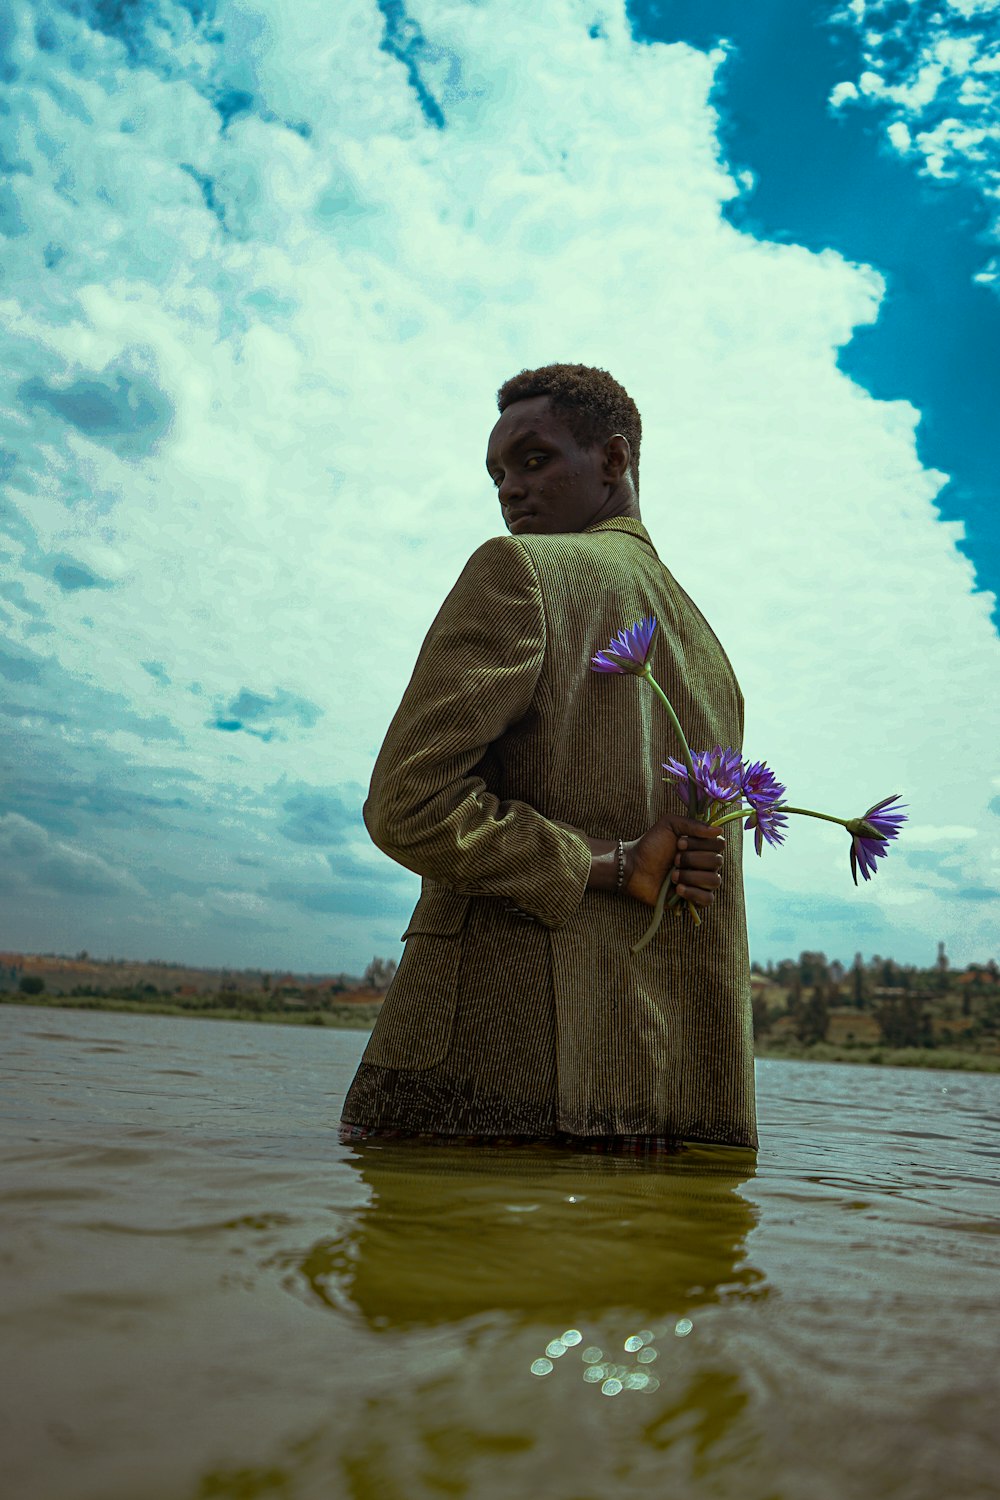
[360,891,470,1071]
[400,888,470,940]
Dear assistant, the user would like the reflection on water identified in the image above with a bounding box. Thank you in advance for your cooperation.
[2,1006,999,1500]
[282,1143,762,1331]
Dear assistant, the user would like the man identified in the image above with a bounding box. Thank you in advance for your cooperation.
[340,364,756,1151]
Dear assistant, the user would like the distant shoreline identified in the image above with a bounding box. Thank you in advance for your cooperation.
[754,1040,1000,1073]
[0,993,380,1031]
[5,994,999,1072]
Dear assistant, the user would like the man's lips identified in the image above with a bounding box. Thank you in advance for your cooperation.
[506,512,534,533]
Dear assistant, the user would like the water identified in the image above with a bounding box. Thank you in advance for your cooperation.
[2,1004,998,1500]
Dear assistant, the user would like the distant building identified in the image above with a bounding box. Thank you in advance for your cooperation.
[0,957,24,992]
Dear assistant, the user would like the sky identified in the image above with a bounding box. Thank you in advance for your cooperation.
[0,0,998,977]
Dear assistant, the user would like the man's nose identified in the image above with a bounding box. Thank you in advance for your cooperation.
[498,473,526,505]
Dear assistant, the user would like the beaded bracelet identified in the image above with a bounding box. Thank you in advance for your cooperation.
[615,837,626,893]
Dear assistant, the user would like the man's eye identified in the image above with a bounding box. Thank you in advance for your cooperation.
[524,456,544,470]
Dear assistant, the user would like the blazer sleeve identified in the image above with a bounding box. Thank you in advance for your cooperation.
[363,535,592,928]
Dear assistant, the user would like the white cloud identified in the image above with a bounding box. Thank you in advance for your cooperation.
[0,0,997,970]
[905,826,979,848]
[858,69,886,96]
[0,813,144,897]
[915,117,994,178]
[832,1,1000,213]
[947,0,1000,19]
[829,80,859,107]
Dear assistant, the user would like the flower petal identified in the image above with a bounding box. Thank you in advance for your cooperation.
[590,652,627,674]
[591,617,658,675]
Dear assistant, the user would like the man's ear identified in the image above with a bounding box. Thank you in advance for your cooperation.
[603,433,632,483]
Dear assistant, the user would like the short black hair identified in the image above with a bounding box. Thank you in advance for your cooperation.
[496,363,641,490]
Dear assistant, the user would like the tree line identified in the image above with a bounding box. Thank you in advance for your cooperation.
[752,949,999,1052]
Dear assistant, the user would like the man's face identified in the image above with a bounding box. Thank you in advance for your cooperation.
[485,396,611,537]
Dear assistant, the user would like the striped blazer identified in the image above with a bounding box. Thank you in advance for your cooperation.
[341,516,757,1148]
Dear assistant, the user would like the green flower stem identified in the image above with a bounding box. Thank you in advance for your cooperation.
[630,665,709,951]
[632,874,673,954]
[641,668,698,793]
[716,803,859,833]
[718,801,863,832]
[784,805,886,841]
[630,662,722,952]
[712,806,748,828]
[781,805,850,829]
[632,876,699,955]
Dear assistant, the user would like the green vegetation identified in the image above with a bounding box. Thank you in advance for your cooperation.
[755,1040,1000,1072]
[0,988,381,1030]
[751,947,1000,1071]
[5,945,999,1073]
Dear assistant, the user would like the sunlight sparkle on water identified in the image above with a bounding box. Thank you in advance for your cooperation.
[533,1326,663,1394]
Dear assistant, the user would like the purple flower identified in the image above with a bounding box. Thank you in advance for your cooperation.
[741,759,785,810]
[744,802,789,856]
[591,617,657,675]
[848,794,908,884]
[741,758,788,855]
[663,745,744,806]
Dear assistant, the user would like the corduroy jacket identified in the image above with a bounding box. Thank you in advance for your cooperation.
[340,517,757,1148]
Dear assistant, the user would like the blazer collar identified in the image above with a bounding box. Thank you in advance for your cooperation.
[584,516,658,555]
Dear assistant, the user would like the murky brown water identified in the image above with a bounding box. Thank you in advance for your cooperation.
[2,1004,998,1500]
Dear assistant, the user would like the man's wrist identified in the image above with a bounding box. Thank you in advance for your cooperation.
[585,836,638,894]
[620,840,639,897]
[584,836,620,892]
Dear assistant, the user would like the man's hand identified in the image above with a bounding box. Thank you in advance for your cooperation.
[625,814,725,909]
